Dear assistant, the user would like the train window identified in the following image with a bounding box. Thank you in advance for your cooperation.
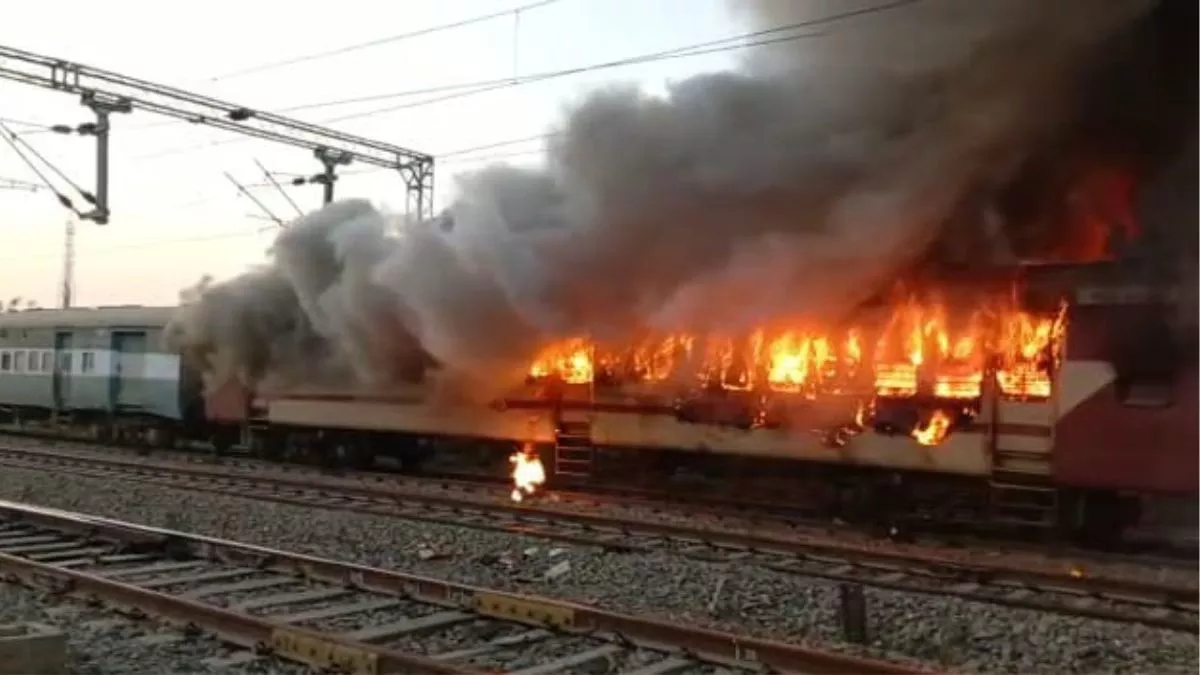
[60,352,72,373]
[39,351,51,373]
[81,351,95,373]
[0,352,9,372]
[12,351,24,373]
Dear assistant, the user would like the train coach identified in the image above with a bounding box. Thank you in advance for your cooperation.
[0,269,1194,545]
[202,264,1196,544]
[0,305,207,445]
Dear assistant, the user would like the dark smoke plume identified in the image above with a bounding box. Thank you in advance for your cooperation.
[168,0,1165,397]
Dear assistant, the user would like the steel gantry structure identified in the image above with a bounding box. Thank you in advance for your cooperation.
[0,44,435,224]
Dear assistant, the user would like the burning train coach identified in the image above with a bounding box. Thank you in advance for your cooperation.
[0,265,1190,544]
[228,266,1195,543]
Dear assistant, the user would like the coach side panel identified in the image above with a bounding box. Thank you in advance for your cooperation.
[0,325,56,410]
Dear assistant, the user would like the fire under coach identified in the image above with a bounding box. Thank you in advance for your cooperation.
[0,258,1188,546]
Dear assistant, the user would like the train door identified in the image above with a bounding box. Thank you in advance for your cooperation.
[52,331,72,410]
[109,331,147,411]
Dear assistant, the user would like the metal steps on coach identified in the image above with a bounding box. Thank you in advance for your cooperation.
[986,378,1060,528]
[554,414,595,479]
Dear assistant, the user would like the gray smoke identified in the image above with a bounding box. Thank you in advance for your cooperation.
[167,0,1157,397]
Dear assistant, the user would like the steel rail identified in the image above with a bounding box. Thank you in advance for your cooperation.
[0,499,924,675]
[2,426,1193,568]
[0,446,1196,634]
[0,445,1191,603]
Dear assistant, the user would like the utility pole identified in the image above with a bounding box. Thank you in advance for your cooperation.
[78,92,132,225]
[314,148,352,204]
[274,149,356,205]
[60,216,76,309]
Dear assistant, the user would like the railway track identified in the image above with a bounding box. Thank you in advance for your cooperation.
[4,427,1194,568]
[0,499,920,675]
[4,430,1194,567]
[1,443,1196,635]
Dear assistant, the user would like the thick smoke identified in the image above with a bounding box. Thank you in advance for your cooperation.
[167,0,1162,397]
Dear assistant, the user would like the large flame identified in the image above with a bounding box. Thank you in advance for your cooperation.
[525,291,1068,447]
[529,293,1066,398]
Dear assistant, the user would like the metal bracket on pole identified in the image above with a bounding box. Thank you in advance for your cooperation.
[78,92,132,225]
[313,147,352,205]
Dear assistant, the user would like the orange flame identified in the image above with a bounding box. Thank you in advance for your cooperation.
[509,444,545,502]
[526,293,1067,408]
[994,301,1067,399]
[912,410,953,446]
[529,339,593,385]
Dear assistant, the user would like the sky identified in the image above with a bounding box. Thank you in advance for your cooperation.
[0,0,745,308]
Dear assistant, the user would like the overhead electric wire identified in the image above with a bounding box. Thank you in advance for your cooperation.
[209,0,569,82]
[290,27,815,117]
[0,122,87,217]
[224,171,285,227]
[441,132,553,157]
[130,27,807,162]
[0,176,43,192]
[254,158,304,217]
[325,32,823,125]
[0,226,275,265]
[283,0,920,116]
[7,130,92,199]
[240,133,553,189]
[131,0,920,163]
[0,115,54,133]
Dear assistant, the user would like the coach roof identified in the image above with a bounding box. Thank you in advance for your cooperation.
[0,306,178,329]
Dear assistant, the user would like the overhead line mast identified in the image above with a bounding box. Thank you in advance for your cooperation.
[0,44,435,223]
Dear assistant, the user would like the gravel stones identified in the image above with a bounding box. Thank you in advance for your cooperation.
[0,582,305,675]
[0,464,1196,674]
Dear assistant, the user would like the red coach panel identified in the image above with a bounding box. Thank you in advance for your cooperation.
[1053,361,1198,494]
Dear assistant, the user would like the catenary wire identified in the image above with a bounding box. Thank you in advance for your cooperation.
[265,0,921,115]
[7,132,92,200]
[1,143,543,267]
[0,116,54,132]
[0,122,87,217]
[117,0,570,135]
[244,141,549,188]
[2,142,539,265]
[129,27,816,162]
[131,0,920,162]
[209,0,569,82]
[0,226,277,265]
[321,32,821,124]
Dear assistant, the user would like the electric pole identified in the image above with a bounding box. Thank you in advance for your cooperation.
[60,216,76,309]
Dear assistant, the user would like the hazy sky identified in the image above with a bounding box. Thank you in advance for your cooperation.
[0,0,743,307]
